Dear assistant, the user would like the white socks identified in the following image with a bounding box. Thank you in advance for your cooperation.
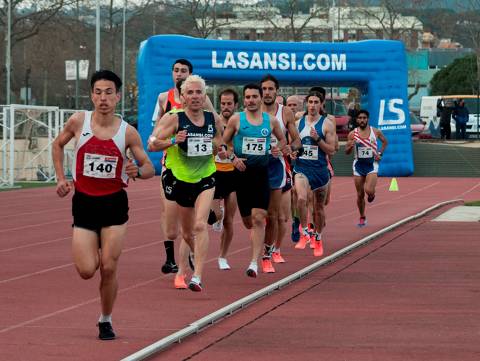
[99,314,112,323]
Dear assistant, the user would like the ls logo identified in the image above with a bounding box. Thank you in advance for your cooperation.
[378,99,406,126]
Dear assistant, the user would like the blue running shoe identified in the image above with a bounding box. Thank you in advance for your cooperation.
[291,217,300,243]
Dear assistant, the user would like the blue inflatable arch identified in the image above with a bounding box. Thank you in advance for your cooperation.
[137,35,413,176]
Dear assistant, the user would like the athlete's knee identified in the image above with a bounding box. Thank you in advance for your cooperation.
[100,260,118,280]
[297,196,307,209]
[77,266,96,280]
[193,220,208,235]
[223,217,234,230]
[252,211,267,228]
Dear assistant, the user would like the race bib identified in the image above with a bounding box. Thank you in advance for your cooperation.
[187,137,212,157]
[299,144,318,160]
[83,153,118,179]
[358,146,373,159]
[242,137,266,155]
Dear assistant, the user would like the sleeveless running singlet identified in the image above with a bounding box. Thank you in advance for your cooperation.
[72,111,128,196]
[167,111,216,183]
[233,112,271,167]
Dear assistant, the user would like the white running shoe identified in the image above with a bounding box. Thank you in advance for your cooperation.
[212,206,224,232]
[218,257,231,270]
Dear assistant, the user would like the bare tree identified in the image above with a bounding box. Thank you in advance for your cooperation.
[0,0,71,46]
[346,0,423,45]
[254,0,330,42]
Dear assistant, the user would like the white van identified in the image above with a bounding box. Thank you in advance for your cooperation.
[420,95,480,137]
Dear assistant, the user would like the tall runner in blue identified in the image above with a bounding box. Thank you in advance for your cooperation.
[345,109,388,227]
[223,83,287,278]
[293,91,336,257]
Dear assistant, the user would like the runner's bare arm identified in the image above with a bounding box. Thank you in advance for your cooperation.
[270,115,287,155]
[374,128,388,154]
[148,113,180,151]
[327,114,339,151]
[52,112,83,197]
[345,131,355,155]
[153,91,168,128]
[222,113,240,144]
[213,113,227,158]
[126,126,155,179]
[318,119,336,156]
[284,107,302,152]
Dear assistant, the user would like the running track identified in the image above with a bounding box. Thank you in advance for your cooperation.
[0,177,479,360]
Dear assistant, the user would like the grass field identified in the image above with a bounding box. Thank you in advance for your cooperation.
[0,182,56,192]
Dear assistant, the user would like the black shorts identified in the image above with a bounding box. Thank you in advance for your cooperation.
[214,171,237,200]
[161,168,177,201]
[174,174,216,208]
[235,166,270,218]
[72,189,129,233]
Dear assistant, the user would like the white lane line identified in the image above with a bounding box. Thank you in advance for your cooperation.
[0,246,250,334]
[120,198,461,361]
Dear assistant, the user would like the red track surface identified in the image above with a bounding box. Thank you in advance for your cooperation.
[0,177,479,361]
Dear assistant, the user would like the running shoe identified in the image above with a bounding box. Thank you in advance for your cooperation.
[174,274,187,289]
[98,322,116,340]
[261,258,275,273]
[313,239,324,257]
[246,263,258,278]
[188,252,195,271]
[188,277,203,292]
[295,234,309,249]
[291,218,300,242]
[272,251,285,263]
[161,260,178,274]
[218,257,231,270]
[212,206,224,232]
[358,216,367,227]
[367,194,375,203]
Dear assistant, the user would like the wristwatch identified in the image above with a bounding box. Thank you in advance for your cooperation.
[228,153,236,161]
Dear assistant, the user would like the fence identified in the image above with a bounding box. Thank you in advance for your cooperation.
[0,105,81,188]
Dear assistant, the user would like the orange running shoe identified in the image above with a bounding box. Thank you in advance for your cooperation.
[174,274,187,289]
[272,251,285,263]
[313,239,324,257]
[261,258,275,273]
[295,234,309,249]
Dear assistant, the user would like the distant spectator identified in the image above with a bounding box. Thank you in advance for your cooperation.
[347,101,360,130]
[437,98,454,140]
[452,99,469,140]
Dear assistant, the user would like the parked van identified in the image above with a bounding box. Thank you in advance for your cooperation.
[420,95,480,138]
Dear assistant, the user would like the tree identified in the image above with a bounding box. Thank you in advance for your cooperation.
[254,0,330,42]
[430,54,478,95]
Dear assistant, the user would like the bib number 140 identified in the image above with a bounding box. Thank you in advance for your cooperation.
[83,153,118,179]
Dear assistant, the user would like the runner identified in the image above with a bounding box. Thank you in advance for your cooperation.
[223,83,287,277]
[293,91,336,256]
[286,95,303,114]
[212,88,239,270]
[260,74,301,272]
[52,70,154,340]
[151,59,193,276]
[149,75,226,292]
[345,109,388,227]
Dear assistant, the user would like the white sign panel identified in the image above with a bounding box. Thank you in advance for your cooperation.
[65,60,90,80]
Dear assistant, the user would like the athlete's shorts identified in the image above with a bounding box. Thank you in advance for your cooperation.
[72,189,129,233]
[214,170,237,200]
[235,166,270,218]
[268,156,287,190]
[161,168,177,201]
[353,160,378,177]
[173,174,216,208]
[293,166,331,192]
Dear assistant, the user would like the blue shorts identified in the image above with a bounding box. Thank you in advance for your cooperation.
[293,166,330,191]
[268,156,287,190]
[353,160,378,177]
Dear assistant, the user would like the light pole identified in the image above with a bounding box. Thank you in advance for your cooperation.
[75,45,87,109]
[121,0,127,117]
[6,0,12,104]
[96,0,101,71]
